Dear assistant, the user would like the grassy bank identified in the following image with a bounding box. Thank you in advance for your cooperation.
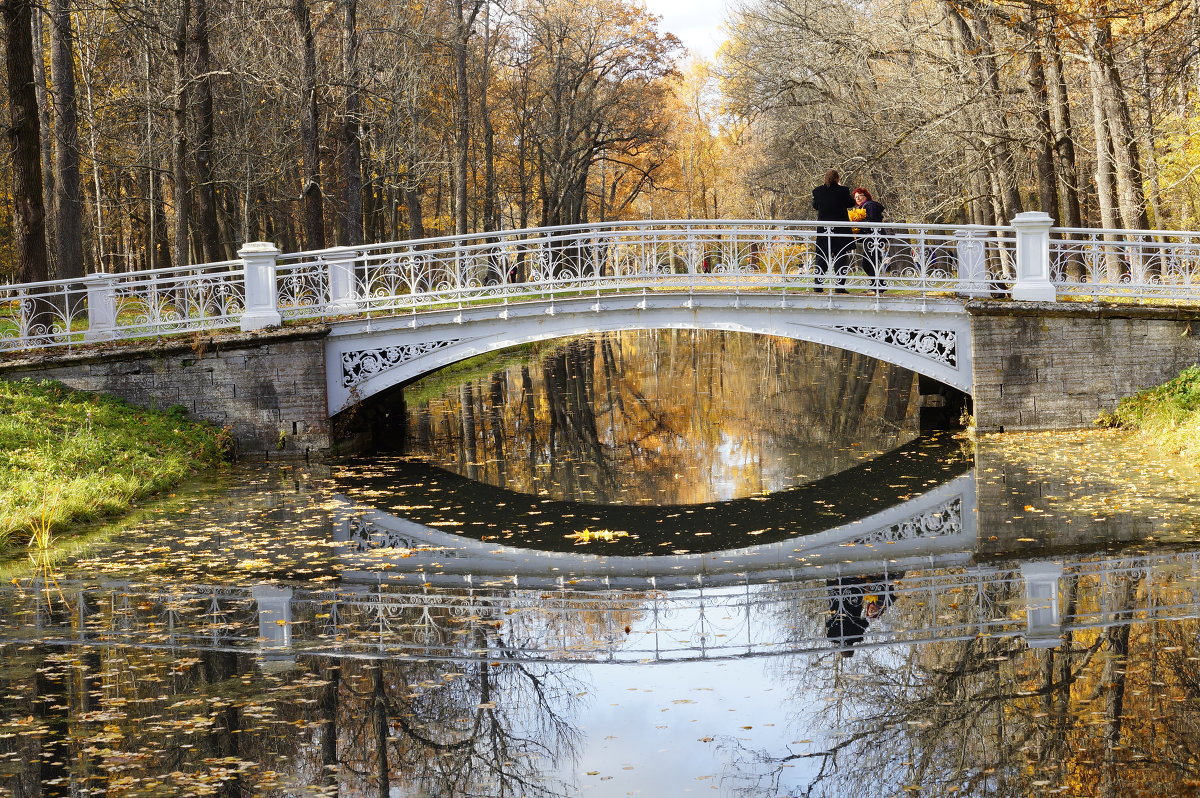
[0,379,231,548]
[1098,365,1200,456]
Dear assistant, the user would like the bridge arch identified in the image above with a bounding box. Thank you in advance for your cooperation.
[326,292,971,415]
[331,434,975,588]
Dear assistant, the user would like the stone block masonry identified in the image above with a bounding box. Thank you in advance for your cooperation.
[0,325,331,458]
[969,301,1200,432]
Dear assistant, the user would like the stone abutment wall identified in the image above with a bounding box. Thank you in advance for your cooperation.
[0,326,331,458]
[970,301,1200,432]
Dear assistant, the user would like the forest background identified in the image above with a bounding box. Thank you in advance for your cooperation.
[0,0,1197,284]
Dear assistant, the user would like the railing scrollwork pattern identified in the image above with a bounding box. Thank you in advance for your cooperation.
[341,339,466,389]
[820,325,958,369]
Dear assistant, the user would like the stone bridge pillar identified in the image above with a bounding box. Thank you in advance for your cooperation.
[239,242,283,331]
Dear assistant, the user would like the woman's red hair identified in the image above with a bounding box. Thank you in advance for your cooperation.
[852,187,873,201]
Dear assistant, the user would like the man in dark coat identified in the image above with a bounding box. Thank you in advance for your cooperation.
[812,169,856,292]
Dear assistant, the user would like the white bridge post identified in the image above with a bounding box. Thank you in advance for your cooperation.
[239,241,283,331]
[251,584,297,670]
[84,272,117,341]
[1011,211,1057,302]
[324,246,361,313]
[1020,561,1064,649]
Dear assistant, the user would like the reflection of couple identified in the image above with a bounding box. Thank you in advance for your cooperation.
[825,573,902,655]
[811,170,888,292]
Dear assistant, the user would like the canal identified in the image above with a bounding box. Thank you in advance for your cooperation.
[3,329,1200,796]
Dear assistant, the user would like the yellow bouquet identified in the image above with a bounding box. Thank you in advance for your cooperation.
[848,207,867,233]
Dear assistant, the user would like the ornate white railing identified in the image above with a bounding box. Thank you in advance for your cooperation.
[3,212,1196,354]
[5,548,1198,662]
[1050,226,1200,300]
[0,260,246,352]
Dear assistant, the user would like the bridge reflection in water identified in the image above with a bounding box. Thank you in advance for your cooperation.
[5,463,1196,667]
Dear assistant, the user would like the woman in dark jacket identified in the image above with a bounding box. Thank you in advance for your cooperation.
[812,170,855,292]
[852,187,887,292]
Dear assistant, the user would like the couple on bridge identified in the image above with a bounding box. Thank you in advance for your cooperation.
[812,169,888,293]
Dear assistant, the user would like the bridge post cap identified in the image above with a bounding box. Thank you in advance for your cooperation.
[250,584,294,600]
[238,241,281,256]
[318,245,360,255]
[83,271,113,281]
[1010,211,1055,227]
[1019,560,1064,578]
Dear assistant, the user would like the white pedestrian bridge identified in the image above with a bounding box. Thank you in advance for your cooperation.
[4,213,1200,416]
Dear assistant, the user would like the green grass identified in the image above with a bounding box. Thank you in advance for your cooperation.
[1098,365,1200,456]
[0,379,232,549]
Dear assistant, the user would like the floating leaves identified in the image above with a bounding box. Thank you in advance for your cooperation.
[566,528,630,545]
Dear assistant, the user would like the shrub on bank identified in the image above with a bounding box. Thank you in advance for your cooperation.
[0,379,232,547]
[1098,365,1200,456]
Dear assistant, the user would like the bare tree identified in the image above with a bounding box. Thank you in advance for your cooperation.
[293,0,326,250]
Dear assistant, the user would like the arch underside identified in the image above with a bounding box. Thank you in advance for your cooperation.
[327,296,972,415]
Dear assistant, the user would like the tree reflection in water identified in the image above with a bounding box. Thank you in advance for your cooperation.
[399,330,922,504]
[729,562,1200,797]
[11,332,1200,794]
[7,554,1200,795]
[0,640,581,797]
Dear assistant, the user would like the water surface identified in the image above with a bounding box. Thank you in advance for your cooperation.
[3,331,1200,797]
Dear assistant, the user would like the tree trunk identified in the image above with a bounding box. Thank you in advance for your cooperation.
[1088,54,1124,283]
[1093,23,1148,230]
[944,3,1019,220]
[172,0,192,266]
[341,0,364,246]
[479,4,497,233]
[450,1,477,236]
[1026,31,1059,220]
[967,152,993,225]
[193,0,222,262]
[1044,23,1083,229]
[3,0,50,286]
[33,6,55,268]
[404,155,425,240]
[1138,36,1164,227]
[50,0,84,282]
[293,0,326,250]
[1088,57,1120,233]
[151,168,172,269]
